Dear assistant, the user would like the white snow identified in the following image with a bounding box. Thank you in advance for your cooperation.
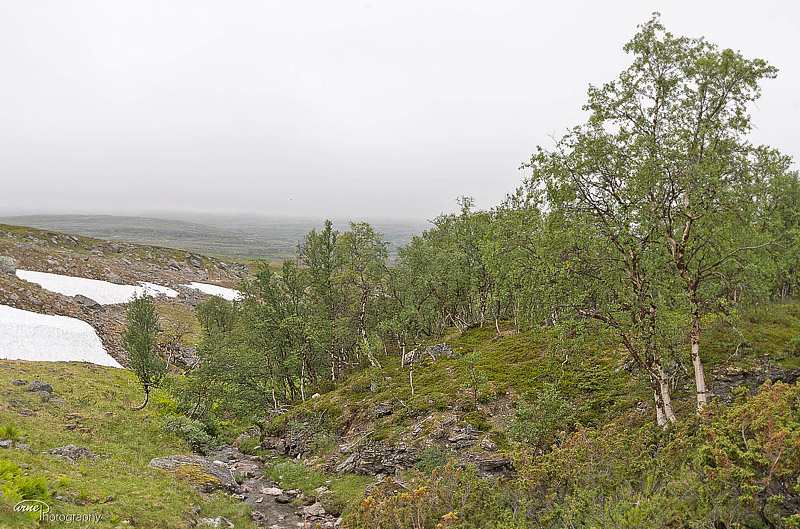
[15,270,177,305]
[0,305,123,368]
[139,282,179,298]
[182,282,242,301]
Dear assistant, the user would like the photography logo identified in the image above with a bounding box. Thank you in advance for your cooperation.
[14,500,102,524]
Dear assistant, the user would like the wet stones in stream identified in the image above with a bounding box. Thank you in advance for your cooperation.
[206,446,340,529]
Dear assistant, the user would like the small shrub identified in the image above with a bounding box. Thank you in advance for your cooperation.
[161,415,216,454]
[414,446,453,475]
[509,383,576,453]
[0,423,21,442]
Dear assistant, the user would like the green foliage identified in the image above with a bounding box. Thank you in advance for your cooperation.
[348,382,800,528]
[509,383,576,453]
[414,446,454,476]
[160,415,217,454]
[0,423,20,442]
[122,292,165,408]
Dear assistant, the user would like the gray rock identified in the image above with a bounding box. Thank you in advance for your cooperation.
[199,516,234,528]
[372,402,392,418]
[0,256,17,275]
[448,425,480,450]
[275,493,292,504]
[149,455,238,493]
[48,444,99,463]
[303,502,326,517]
[28,380,52,394]
[403,343,456,365]
[459,452,512,479]
[481,437,498,451]
[9,379,28,386]
[335,442,418,475]
[74,295,105,312]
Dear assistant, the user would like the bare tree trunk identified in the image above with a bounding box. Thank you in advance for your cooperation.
[131,386,150,411]
[652,386,666,427]
[653,364,677,424]
[690,302,708,409]
[359,292,381,368]
[300,360,306,402]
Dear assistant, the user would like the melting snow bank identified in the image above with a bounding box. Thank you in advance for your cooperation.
[16,270,178,305]
[0,305,123,368]
[182,282,242,301]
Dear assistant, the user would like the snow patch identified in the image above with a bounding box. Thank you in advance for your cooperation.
[182,282,242,301]
[139,282,179,298]
[0,305,123,368]
[16,270,177,305]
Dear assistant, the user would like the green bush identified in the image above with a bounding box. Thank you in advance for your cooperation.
[508,383,576,453]
[414,446,454,476]
[160,415,216,454]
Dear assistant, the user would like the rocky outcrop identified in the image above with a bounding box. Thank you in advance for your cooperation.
[403,343,455,365]
[710,363,800,404]
[335,442,418,475]
[149,455,238,493]
[459,452,512,479]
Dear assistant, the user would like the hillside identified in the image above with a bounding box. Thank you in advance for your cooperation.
[0,215,430,262]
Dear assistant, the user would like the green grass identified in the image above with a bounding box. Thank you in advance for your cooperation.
[262,459,371,514]
[0,360,256,528]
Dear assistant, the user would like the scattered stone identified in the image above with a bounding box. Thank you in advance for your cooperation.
[275,493,292,504]
[9,378,27,386]
[335,442,418,475]
[448,425,480,450]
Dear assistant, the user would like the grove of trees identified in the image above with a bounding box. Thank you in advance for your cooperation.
[177,14,799,431]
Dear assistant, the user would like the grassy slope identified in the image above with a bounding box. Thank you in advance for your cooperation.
[264,300,800,511]
[0,361,255,529]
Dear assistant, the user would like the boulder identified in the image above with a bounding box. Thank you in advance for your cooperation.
[303,502,326,517]
[28,380,52,394]
[0,256,17,275]
[149,455,238,493]
[74,295,105,312]
[48,444,102,463]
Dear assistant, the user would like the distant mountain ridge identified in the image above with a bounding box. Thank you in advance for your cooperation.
[0,214,430,261]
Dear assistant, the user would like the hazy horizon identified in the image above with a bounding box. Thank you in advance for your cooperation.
[1,0,798,220]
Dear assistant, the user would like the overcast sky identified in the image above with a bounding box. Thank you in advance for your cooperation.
[0,0,798,221]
